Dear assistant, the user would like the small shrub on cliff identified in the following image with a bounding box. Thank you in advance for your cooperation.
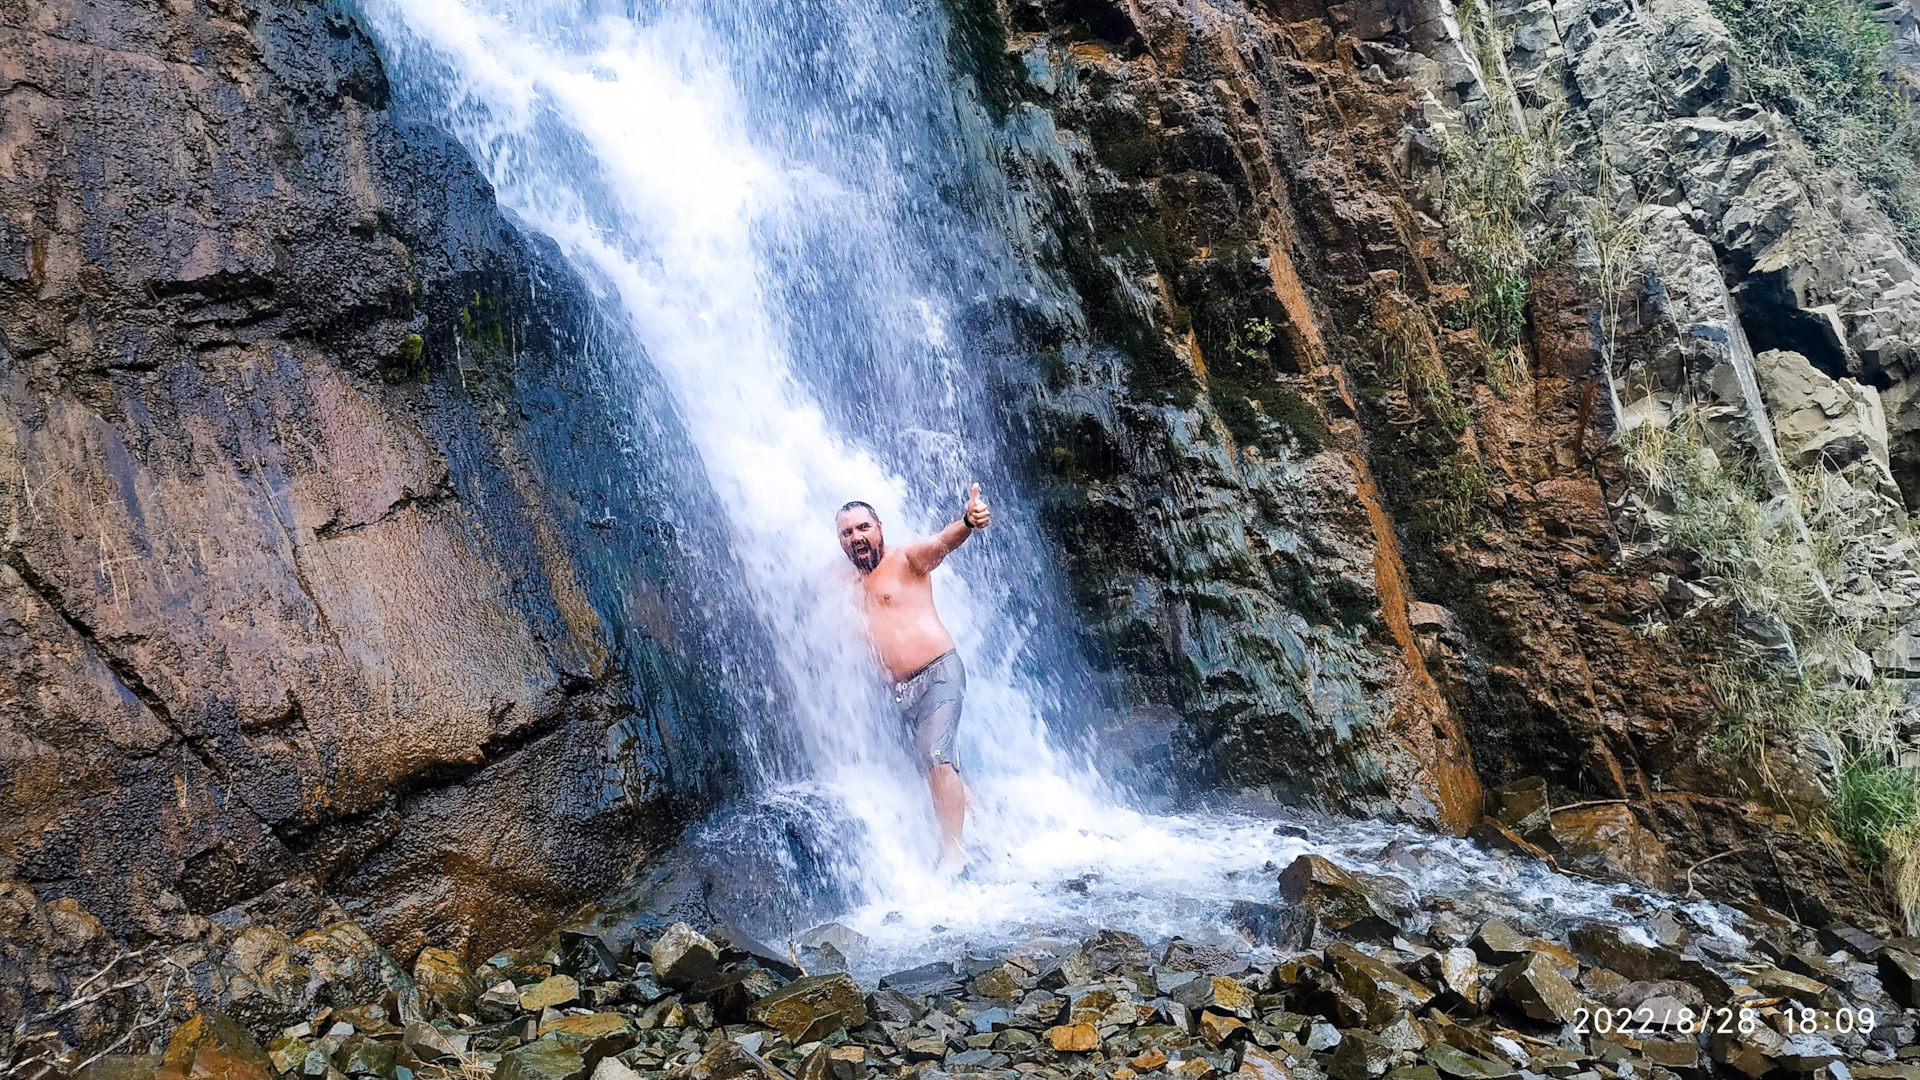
[1830,758,1920,866]
[1437,128,1551,394]
[1711,0,1920,247]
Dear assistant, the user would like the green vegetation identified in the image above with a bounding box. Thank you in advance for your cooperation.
[1434,451,1493,533]
[1437,129,1548,399]
[458,292,509,354]
[1369,296,1474,440]
[1227,317,1276,360]
[381,332,428,385]
[1437,1,1557,392]
[1621,413,1920,892]
[939,0,1021,120]
[1199,315,1327,455]
[1444,0,1920,907]
[1262,385,1329,455]
[1831,758,1920,866]
[1710,0,1920,247]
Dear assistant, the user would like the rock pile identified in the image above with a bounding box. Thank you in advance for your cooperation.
[85,856,1920,1080]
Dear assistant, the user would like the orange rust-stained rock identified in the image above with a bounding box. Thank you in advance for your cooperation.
[1550,804,1673,889]
[1002,0,1876,926]
[1049,1024,1100,1052]
[154,1013,272,1080]
[1349,457,1484,835]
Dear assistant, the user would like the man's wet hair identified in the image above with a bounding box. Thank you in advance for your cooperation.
[838,500,879,520]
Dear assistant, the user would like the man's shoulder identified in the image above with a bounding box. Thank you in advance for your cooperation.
[884,543,932,576]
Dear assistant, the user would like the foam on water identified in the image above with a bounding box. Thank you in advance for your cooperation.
[362,0,1742,962]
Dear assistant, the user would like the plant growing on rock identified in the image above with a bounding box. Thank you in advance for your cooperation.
[1621,409,1920,913]
[1831,758,1920,866]
[1436,130,1545,381]
[1711,0,1920,247]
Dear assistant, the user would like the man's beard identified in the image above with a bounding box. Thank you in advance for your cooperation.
[848,539,883,573]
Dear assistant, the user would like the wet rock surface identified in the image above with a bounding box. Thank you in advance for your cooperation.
[0,0,763,1033]
[6,0,1917,1077]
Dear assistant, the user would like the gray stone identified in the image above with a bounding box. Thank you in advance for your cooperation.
[1490,954,1585,1023]
[651,925,721,988]
[1754,349,1893,477]
[1879,948,1920,1007]
[1277,856,1402,940]
[1425,1045,1518,1080]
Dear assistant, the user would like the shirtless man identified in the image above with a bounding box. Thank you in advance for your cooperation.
[836,485,991,869]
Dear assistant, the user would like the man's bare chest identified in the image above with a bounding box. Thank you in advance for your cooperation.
[863,566,927,608]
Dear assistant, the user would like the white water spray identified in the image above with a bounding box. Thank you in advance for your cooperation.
[362,0,1746,973]
[364,0,1120,907]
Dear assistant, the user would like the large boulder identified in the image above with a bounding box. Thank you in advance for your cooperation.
[519,974,580,1011]
[1489,953,1585,1023]
[1547,806,1672,888]
[1323,943,1435,1026]
[1754,348,1894,480]
[1879,947,1920,1007]
[1082,929,1152,972]
[692,968,784,1023]
[1277,856,1402,939]
[1568,923,1731,1003]
[651,924,721,987]
[1406,947,1485,1015]
[413,947,482,1016]
[218,928,318,1032]
[666,1042,782,1080]
[495,1040,588,1080]
[297,923,414,1009]
[1047,1024,1098,1052]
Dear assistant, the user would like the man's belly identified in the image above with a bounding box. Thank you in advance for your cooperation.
[869,612,956,682]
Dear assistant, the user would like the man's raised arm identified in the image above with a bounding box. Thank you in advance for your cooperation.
[904,483,992,575]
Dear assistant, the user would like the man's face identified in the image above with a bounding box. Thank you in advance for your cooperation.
[837,508,884,573]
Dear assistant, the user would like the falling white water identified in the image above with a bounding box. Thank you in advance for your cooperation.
[361,0,1750,970]
[363,0,1120,906]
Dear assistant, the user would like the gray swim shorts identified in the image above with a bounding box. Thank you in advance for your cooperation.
[893,650,965,774]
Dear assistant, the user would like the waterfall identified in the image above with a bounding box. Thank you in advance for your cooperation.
[361,0,1702,972]
[363,0,1124,904]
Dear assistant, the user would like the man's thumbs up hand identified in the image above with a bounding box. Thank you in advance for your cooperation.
[965,483,991,529]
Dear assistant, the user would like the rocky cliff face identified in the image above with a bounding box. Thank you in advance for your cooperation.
[0,0,765,1027]
[7,0,1918,1056]
[952,0,1909,928]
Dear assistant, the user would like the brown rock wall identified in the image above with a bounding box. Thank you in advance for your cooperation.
[976,0,1882,923]
[0,0,756,1022]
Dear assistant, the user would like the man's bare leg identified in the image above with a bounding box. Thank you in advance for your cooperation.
[930,763,966,870]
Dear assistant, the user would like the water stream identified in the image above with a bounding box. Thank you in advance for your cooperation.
[361,0,1749,978]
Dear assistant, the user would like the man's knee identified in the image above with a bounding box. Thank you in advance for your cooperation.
[929,761,959,786]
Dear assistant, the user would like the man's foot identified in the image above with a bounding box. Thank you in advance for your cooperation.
[936,844,967,876]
